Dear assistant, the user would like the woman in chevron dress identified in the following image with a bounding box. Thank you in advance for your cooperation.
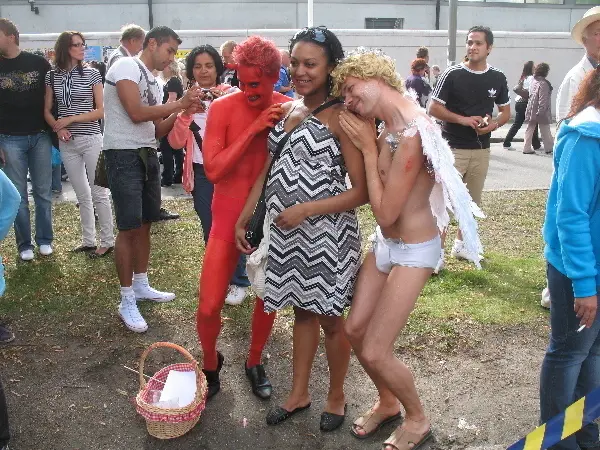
[235,27,367,431]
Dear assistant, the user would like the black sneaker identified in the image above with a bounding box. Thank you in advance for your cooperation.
[0,325,15,344]
[158,208,179,221]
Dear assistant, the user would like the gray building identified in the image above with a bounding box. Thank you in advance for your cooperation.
[0,0,596,34]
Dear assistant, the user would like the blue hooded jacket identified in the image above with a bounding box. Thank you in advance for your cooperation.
[543,106,600,298]
[0,170,20,296]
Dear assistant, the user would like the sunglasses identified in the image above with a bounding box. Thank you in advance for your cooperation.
[293,26,328,44]
[70,42,87,49]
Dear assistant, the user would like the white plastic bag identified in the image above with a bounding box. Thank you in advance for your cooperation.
[246,217,270,298]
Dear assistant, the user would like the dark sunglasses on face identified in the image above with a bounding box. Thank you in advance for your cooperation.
[70,42,87,49]
[293,26,328,44]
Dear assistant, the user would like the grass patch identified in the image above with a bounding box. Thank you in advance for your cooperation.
[0,190,549,336]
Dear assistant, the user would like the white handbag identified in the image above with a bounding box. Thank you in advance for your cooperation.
[246,216,270,298]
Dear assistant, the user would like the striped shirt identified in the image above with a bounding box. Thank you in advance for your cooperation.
[45,66,103,136]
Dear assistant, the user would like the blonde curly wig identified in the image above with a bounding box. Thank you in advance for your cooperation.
[331,47,404,97]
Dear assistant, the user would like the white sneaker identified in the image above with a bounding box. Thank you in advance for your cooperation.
[225,285,247,305]
[451,240,483,262]
[503,146,516,151]
[133,283,175,303]
[118,295,148,333]
[541,287,551,309]
[433,250,445,275]
[20,249,34,261]
[39,245,53,256]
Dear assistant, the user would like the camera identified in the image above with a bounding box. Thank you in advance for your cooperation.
[201,88,215,101]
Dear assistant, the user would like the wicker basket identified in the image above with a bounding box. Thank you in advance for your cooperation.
[135,342,207,439]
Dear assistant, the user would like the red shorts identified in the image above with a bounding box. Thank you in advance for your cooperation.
[209,193,246,244]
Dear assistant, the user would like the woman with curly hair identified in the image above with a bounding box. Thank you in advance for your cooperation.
[333,48,483,450]
[235,27,368,431]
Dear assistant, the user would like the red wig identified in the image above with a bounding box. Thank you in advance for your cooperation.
[233,35,281,78]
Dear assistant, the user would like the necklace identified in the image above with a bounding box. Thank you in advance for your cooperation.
[378,119,419,153]
[378,119,436,176]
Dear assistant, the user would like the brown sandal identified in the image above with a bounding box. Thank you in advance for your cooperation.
[382,426,432,450]
[350,408,403,440]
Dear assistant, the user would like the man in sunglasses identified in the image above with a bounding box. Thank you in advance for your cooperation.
[196,35,290,401]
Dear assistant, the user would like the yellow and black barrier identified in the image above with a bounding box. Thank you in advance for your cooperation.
[507,386,600,450]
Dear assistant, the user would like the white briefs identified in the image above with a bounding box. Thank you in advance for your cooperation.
[371,226,441,273]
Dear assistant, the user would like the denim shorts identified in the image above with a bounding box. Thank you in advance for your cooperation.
[104,148,161,231]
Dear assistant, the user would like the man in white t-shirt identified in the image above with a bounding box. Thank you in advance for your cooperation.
[103,26,200,332]
[556,6,600,122]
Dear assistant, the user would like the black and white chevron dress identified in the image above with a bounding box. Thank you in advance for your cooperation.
[263,115,361,316]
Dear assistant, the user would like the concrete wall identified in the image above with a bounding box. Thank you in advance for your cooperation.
[0,0,593,34]
[19,29,584,118]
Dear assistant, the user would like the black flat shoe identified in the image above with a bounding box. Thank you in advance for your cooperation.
[320,404,347,432]
[88,247,114,259]
[266,403,311,426]
[202,351,224,400]
[245,361,272,400]
[72,245,96,253]
[158,208,179,221]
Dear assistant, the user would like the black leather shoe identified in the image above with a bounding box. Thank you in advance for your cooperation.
[158,208,179,221]
[202,351,224,400]
[319,404,347,432]
[245,361,272,400]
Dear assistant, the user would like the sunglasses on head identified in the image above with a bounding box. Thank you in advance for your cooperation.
[293,26,328,44]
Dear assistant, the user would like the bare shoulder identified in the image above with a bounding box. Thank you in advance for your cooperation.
[280,100,296,114]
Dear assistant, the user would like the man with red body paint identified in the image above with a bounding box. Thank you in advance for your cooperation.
[198,36,290,400]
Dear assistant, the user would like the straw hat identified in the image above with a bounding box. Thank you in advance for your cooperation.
[572,6,600,46]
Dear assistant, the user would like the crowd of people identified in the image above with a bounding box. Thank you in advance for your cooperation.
[0,5,599,450]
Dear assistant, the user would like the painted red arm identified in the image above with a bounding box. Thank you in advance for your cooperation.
[202,95,285,184]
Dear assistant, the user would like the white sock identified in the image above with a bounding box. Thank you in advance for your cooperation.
[133,273,149,285]
[121,286,134,299]
[454,239,463,247]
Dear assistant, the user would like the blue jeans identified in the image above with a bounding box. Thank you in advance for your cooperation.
[51,163,62,192]
[0,133,53,252]
[192,163,250,288]
[540,263,600,450]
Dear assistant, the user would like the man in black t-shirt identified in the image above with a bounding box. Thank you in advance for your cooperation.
[430,26,510,271]
[0,19,54,262]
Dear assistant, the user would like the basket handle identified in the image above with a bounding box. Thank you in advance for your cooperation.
[138,342,199,390]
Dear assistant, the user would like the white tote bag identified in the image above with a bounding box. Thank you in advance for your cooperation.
[246,216,270,298]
